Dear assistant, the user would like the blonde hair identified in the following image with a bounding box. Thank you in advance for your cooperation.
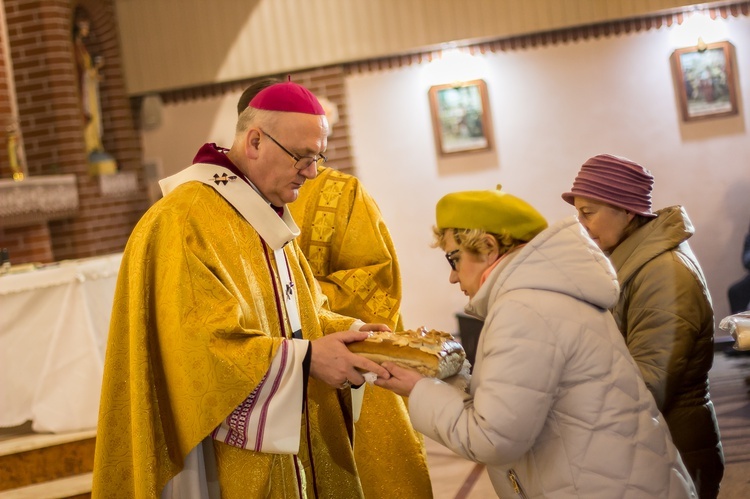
[432,226,524,257]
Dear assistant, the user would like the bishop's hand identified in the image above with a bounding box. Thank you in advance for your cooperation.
[309,330,390,389]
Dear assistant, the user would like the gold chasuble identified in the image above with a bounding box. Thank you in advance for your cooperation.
[93,163,365,498]
[290,166,433,498]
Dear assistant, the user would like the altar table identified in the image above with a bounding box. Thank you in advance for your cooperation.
[0,253,122,433]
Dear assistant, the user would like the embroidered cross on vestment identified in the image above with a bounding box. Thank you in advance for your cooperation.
[212,173,237,185]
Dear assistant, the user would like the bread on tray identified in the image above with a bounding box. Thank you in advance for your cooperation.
[348,327,466,379]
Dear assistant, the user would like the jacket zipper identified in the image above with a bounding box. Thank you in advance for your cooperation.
[507,469,529,499]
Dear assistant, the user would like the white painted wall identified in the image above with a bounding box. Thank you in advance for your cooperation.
[141,95,241,175]
[142,15,750,338]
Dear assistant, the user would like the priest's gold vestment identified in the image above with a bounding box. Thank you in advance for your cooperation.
[93,177,365,498]
[291,166,433,498]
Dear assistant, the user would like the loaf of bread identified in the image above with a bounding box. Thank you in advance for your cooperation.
[348,327,466,379]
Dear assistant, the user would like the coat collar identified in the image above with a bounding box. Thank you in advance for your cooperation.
[465,248,521,320]
[609,206,693,286]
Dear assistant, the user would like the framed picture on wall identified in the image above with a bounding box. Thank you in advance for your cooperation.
[428,79,492,155]
[670,41,738,122]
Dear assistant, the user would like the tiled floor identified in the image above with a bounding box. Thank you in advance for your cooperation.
[425,350,750,498]
[425,437,494,498]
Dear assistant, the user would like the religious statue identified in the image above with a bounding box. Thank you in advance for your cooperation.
[72,6,116,175]
[6,120,27,181]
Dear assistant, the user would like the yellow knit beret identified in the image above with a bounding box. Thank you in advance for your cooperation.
[436,185,548,241]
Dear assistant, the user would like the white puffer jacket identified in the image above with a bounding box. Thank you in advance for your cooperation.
[410,217,696,498]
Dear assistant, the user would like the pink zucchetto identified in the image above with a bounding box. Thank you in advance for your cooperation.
[561,153,657,218]
[248,81,325,115]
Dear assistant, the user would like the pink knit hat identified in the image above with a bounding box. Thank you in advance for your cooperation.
[561,154,656,218]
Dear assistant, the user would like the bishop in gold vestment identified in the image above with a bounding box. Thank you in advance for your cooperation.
[291,166,433,498]
[93,77,394,499]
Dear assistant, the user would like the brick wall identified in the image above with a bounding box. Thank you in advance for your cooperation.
[287,67,353,176]
[0,0,148,264]
[1,0,349,264]
[147,65,355,176]
[0,223,54,263]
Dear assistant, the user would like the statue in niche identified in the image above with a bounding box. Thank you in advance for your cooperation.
[72,5,116,175]
[6,119,27,181]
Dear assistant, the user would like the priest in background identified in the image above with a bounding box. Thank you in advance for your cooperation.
[93,81,392,498]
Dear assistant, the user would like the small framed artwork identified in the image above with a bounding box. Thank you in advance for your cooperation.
[670,41,738,122]
[428,79,492,155]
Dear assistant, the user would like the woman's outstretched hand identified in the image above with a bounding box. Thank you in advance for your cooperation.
[374,361,424,397]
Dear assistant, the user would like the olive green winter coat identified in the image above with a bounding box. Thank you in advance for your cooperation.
[610,205,724,498]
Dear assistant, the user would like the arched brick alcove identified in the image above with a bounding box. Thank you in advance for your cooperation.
[0,0,148,263]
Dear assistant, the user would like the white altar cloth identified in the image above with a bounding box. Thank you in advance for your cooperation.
[0,253,122,433]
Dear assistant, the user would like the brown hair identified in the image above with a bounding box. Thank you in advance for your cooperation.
[236,78,282,115]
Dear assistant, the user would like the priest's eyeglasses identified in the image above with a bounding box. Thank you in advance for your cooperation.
[445,249,460,271]
[260,129,327,170]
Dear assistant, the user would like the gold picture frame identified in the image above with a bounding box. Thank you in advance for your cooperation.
[428,79,492,155]
[670,41,738,122]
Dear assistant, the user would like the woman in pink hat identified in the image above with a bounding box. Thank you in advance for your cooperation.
[563,153,724,499]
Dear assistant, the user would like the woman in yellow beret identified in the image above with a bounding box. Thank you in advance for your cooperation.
[376,186,696,498]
